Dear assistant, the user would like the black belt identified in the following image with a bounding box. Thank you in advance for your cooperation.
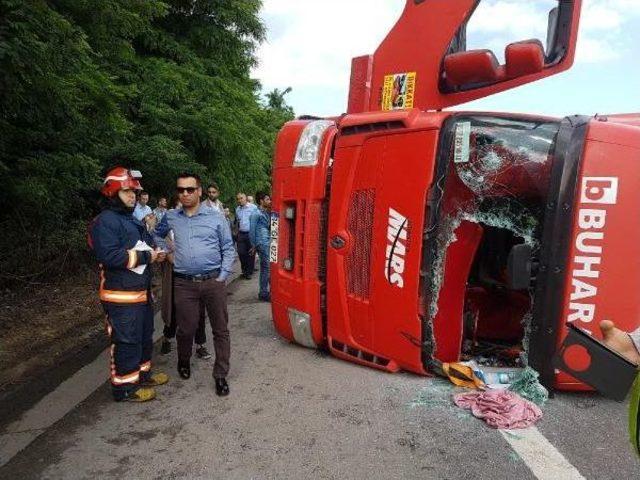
[173,269,220,282]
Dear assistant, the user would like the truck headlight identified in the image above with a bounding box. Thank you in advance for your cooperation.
[287,308,316,348]
[293,120,334,167]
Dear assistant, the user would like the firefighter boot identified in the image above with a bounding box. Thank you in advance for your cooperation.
[120,387,156,402]
[140,372,169,387]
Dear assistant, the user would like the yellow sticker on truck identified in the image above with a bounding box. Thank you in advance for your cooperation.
[382,72,416,110]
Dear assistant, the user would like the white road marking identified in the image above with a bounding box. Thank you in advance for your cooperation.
[500,427,586,480]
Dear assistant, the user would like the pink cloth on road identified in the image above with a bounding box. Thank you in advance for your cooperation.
[453,390,542,429]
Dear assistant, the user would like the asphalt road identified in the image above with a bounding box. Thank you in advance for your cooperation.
[1,276,638,479]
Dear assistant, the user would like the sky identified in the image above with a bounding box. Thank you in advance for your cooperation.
[252,0,640,118]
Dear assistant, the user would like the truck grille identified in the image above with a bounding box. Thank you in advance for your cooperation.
[346,189,375,298]
[302,200,323,279]
[331,339,390,367]
[279,200,328,281]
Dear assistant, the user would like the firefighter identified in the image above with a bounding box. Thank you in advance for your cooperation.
[89,166,169,402]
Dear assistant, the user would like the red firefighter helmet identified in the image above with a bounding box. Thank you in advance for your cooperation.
[100,166,143,198]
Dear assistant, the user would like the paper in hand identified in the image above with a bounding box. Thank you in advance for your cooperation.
[129,240,153,274]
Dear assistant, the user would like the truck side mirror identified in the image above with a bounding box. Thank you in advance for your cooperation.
[443,50,501,88]
[505,40,545,77]
[444,40,545,90]
[546,6,559,58]
[507,244,532,290]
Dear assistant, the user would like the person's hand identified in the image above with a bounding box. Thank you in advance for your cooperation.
[150,248,166,263]
[599,320,640,365]
[167,252,175,264]
[249,247,256,256]
[145,214,157,230]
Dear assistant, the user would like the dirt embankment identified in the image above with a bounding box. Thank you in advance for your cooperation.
[0,270,161,400]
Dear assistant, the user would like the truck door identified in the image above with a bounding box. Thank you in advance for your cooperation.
[325,124,438,374]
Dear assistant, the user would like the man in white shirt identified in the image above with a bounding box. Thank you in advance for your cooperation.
[204,183,224,213]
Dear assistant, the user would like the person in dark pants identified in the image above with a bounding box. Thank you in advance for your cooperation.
[160,232,211,360]
[235,192,258,279]
[159,200,211,359]
[154,173,236,396]
[160,258,210,359]
[249,191,272,302]
[89,166,169,402]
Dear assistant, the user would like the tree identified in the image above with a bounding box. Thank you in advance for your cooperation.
[0,0,294,285]
[266,87,293,114]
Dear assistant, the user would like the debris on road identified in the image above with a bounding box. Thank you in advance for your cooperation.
[408,379,462,409]
[508,367,549,407]
[453,389,542,429]
[441,361,485,389]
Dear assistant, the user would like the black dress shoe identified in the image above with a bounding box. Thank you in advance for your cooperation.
[215,378,229,396]
[178,362,191,380]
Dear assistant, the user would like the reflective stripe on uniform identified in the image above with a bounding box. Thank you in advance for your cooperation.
[103,174,129,183]
[111,370,140,385]
[127,249,138,269]
[108,344,140,385]
[100,289,147,303]
[99,269,147,304]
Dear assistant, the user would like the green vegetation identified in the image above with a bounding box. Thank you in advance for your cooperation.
[0,0,293,286]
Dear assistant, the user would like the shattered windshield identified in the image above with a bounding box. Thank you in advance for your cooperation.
[423,115,560,367]
[453,116,558,198]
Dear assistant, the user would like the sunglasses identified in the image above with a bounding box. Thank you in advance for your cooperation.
[176,187,198,194]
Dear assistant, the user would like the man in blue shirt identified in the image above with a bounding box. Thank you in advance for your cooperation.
[154,173,236,396]
[133,190,153,225]
[249,192,272,302]
[235,192,258,279]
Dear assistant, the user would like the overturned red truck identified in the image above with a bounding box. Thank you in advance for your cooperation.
[268,0,640,391]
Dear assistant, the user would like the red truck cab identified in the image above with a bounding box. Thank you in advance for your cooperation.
[269,0,640,390]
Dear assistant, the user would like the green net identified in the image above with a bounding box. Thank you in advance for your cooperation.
[508,367,549,407]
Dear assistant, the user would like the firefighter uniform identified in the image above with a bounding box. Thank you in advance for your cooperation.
[89,167,167,402]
